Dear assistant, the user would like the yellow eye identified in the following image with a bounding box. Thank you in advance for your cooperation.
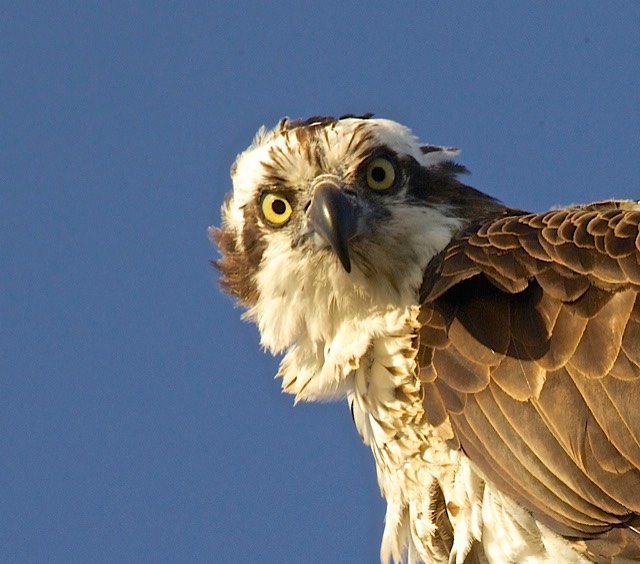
[261,192,293,225]
[365,157,396,191]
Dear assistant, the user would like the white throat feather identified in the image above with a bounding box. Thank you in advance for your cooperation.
[245,202,465,402]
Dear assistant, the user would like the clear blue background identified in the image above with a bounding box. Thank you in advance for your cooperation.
[3,2,640,562]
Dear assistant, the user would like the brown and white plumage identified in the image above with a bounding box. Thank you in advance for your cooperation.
[211,115,640,563]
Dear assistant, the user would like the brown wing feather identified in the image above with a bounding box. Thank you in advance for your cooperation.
[419,201,640,560]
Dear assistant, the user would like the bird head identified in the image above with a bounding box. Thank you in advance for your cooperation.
[211,115,500,399]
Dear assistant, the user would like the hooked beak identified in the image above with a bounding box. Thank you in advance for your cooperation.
[307,182,360,273]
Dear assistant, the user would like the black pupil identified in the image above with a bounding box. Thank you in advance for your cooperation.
[371,166,386,182]
[272,199,286,215]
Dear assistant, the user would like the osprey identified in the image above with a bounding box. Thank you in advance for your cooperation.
[211,115,640,563]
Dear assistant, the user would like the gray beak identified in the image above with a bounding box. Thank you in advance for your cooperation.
[308,182,360,273]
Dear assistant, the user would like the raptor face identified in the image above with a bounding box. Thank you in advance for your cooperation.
[212,116,502,400]
[216,116,506,290]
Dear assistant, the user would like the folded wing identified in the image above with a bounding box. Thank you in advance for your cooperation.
[419,201,640,560]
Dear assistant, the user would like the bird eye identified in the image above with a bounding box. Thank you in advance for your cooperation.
[365,157,396,191]
[261,192,293,226]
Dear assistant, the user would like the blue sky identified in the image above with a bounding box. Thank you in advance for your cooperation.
[2,2,640,562]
